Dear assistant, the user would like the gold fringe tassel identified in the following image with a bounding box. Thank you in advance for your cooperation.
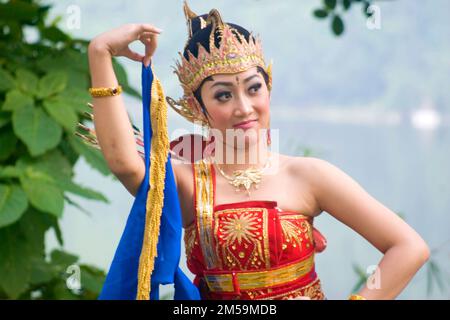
[136,69,169,300]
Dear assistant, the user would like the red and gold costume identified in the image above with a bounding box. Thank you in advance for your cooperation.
[184,157,327,300]
[82,1,332,300]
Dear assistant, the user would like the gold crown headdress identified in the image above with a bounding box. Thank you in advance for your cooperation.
[166,1,273,126]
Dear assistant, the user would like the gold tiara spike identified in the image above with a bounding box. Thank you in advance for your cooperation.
[167,3,273,125]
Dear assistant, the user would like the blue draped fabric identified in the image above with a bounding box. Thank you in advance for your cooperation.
[98,63,201,300]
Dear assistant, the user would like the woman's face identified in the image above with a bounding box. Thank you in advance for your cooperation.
[199,66,270,149]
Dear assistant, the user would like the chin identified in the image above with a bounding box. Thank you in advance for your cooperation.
[235,129,260,149]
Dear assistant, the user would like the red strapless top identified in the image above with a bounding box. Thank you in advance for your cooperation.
[184,157,326,300]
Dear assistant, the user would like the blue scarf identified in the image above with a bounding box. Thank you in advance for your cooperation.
[98,63,201,300]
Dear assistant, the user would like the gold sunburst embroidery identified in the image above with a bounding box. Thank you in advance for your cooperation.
[221,212,260,245]
[280,219,303,249]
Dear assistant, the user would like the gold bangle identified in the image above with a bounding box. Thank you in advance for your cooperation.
[89,85,122,97]
[348,294,367,300]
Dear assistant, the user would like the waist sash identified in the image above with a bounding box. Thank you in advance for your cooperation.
[203,252,315,295]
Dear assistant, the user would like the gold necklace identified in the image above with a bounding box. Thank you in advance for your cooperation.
[210,154,272,196]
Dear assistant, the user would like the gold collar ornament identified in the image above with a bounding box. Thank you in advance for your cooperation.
[166,1,273,126]
[210,154,272,196]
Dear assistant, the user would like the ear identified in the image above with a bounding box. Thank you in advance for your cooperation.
[187,95,209,126]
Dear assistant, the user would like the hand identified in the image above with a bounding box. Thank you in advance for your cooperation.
[89,23,162,66]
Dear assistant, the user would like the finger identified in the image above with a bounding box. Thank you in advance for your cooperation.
[138,32,155,45]
[137,32,156,43]
[122,46,144,62]
[142,34,158,67]
[139,23,163,34]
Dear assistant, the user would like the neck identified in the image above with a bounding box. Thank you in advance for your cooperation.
[211,137,271,174]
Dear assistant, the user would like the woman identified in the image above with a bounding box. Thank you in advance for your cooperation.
[85,2,430,300]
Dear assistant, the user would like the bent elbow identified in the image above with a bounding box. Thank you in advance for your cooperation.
[410,238,431,264]
[419,242,431,263]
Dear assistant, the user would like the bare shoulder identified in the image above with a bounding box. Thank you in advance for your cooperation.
[283,154,329,179]
[286,156,344,194]
[275,154,326,216]
[285,155,345,212]
[286,155,337,179]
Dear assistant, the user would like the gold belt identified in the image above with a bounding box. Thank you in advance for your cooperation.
[203,252,315,294]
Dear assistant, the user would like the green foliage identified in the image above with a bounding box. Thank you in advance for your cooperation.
[312,0,379,36]
[0,0,134,299]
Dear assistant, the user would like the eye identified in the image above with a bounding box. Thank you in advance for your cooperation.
[214,91,232,102]
[249,83,262,93]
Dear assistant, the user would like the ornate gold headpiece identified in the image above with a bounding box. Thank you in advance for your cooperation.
[166,1,273,126]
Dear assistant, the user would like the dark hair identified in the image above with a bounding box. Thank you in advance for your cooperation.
[183,17,269,123]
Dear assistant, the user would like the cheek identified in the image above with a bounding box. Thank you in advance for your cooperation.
[207,107,230,130]
[255,93,270,120]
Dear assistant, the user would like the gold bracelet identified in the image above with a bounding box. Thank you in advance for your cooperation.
[348,294,367,300]
[89,85,122,97]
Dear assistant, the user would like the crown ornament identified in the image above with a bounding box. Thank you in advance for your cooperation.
[166,1,273,125]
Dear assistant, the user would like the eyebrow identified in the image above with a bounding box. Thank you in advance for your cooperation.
[210,74,259,89]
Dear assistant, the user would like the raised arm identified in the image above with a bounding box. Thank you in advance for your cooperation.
[306,157,430,299]
[87,23,161,196]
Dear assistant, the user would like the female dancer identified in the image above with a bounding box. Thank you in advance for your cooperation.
[85,2,429,300]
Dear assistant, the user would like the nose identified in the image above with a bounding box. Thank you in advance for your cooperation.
[233,93,253,117]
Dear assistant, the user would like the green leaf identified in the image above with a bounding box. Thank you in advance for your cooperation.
[40,26,70,43]
[342,0,352,10]
[37,71,67,99]
[313,9,329,19]
[16,149,73,182]
[14,150,107,214]
[22,208,55,256]
[52,281,80,299]
[80,265,105,294]
[36,49,88,74]
[55,88,91,114]
[30,258,56,285]
[2,90,34,112]
[50,249,79,267]
[0,1,39,23]
[0,208,51,298]
[19,168,64,217]
[332,14,345,36]
[0,111,11,129]
[16,151,107,203]
[59,138,80,166]
[51,219,64,246]
[0,166,24,179]
[324,0,337,10]
[43,99,78,133]
[0,68,16,92]
[0,130,17,161]
[12,103,62,156]
[68,134,111,176]
[56,179,108,202]
[0,227,32,298]
[0,184,28,228]
[64,195,94,216]
[16,69,39,96]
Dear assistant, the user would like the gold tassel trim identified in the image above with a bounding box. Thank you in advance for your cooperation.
[136,68,169,300]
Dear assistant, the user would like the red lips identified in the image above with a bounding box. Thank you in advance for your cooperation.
[233,119,257,128]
